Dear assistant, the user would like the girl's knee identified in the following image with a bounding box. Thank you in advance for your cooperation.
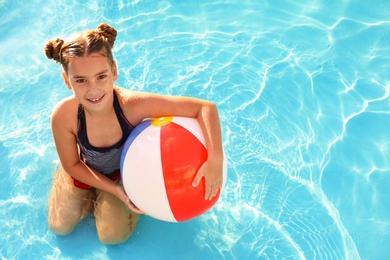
[48,219,75,236]
[98,231,130,245]
[97,212,140,245]
[97,224,132,245]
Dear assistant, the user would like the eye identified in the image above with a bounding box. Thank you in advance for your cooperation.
[75,79,87,84]
[98,74,107,80]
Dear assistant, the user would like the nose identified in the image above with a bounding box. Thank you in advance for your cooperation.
[87,79,100,93]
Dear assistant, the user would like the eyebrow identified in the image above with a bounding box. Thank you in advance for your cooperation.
[72,70,109,79]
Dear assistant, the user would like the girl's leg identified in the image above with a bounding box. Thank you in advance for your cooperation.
[48,165,95,235]
[94,189,140,245]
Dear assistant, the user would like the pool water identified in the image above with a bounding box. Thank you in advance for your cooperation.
[1,0,389,259]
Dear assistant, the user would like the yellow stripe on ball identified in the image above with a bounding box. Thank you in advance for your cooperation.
[151,116,173,127]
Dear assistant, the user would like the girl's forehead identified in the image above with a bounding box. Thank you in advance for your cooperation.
[68,55,111,76]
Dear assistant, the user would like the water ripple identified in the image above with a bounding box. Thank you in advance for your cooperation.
[1,0,389,259]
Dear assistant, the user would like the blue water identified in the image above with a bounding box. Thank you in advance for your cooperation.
[1,0,389,259]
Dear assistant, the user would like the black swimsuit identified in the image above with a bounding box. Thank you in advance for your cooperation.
[74,91,134,189]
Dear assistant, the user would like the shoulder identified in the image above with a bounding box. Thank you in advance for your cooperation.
[51,96,78,118]
[114,86,162,125]
[115,86,147,101]
[115,86,157,108]
[51,96,78,132]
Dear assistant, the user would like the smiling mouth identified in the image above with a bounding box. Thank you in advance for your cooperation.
[87,95,104,103]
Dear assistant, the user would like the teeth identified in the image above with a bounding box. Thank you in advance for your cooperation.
[90,97,101,102]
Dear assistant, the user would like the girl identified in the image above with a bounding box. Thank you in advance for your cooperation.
[44,23,223,245]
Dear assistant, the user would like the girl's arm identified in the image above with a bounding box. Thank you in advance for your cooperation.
[192,100,224,200]
[51,100,143,213]
[120,89,224,200]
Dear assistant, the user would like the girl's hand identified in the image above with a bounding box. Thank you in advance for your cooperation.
[192,159,223,200]
[115,184,144,214]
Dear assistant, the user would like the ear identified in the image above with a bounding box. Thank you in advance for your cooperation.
[62,71,72,90]
[111,62,118,81]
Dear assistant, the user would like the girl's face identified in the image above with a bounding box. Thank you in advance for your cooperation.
[62,53,117,112]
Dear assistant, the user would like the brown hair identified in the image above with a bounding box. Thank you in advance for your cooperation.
[44,23,117,72]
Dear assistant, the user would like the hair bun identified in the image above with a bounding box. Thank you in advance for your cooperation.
[44,38,64,62]
[96,23,117,48]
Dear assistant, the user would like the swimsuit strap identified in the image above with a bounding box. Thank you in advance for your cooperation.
[113,90,135,138]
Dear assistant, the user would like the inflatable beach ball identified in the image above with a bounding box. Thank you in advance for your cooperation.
[120,116,227,222]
